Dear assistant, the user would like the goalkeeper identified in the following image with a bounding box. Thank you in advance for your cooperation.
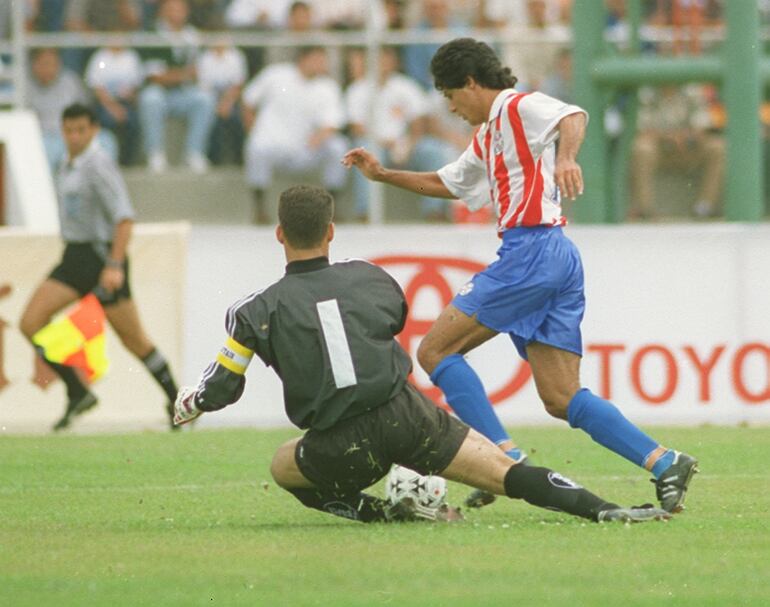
[175,185,669,524]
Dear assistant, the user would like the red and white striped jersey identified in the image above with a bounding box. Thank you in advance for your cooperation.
[437,89,587,233]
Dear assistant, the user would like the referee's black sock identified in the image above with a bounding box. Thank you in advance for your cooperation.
[286,488,392,523]
[141,348,179,402]
[503,464,618,522]
[36,347,89,404]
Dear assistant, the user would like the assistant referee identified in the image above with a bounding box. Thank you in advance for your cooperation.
[20,103,180,431]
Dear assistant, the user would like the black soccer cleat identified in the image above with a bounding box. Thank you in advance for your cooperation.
[166,401,181,431]
[464,489,497,509]
[653,451,699,513]
[53,392,98,431]
[597,505,671,523]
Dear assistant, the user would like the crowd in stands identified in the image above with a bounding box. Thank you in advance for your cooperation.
[3,0,769,222]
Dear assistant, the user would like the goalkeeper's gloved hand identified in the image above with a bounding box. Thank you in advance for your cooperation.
[174,387,203,426]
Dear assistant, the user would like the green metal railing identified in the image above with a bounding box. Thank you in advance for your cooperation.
[572,0,767,222]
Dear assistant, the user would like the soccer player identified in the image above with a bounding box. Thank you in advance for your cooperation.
[19,103,180,431]
[173,185,670,525]
[342,38,698,513]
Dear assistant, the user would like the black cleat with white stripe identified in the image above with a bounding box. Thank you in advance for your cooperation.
[653,451,699,513]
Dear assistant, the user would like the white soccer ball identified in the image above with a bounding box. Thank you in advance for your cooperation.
[385,465,447,509]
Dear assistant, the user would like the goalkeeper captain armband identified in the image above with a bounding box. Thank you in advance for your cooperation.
[216,336,254,375]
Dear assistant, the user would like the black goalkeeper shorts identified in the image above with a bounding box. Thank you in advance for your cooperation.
[49,242,132,305]
[295,383,469,495]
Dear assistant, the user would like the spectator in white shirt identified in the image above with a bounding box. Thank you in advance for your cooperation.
[241,46,348,224]
[85,45,144,165]
[137,0,216,173]
[224,0,293,28]
[345,46,455,221]
[196,41,248,164]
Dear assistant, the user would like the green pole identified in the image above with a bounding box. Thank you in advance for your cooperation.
[724,0,763,221]
[608,0,642,223]
[572,1,608,223]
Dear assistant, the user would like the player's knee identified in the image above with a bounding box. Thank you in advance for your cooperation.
[540,393,570,420]
[270,442,298,488]
[19,314,41,341]
[416,340,440,375]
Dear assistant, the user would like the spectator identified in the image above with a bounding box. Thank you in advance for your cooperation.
[540,46,572,103]
[26,0,68,32]
[85,43,144,165]
[224,0,292,29]
[65,0,142,32]
[630,84,725,220]
[138,0,216,173]
[28,48,118,169]
[383,0,407,29]
[401,0,468,90]
[345,46,455,222]
[267,2,315,65]
[197,39,248,164]
[223,0,293,78]
[65,2,139,75]
[187,0,228,29]
[241,46,347,224]
[308,0,380,30]
[482,0,570,91]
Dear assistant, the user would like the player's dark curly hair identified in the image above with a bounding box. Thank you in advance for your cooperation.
[278,185,334,249]
[430,38,517,91]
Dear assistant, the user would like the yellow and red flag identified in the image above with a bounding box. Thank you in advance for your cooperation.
[32,293,109,383]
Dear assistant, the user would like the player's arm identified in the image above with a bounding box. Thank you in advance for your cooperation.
[554,112,586,201]
[173,307,261,425]
[342,147,454,199]
[90,160,136,292]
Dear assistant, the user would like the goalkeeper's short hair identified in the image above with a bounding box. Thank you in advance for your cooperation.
[278,185,334,249]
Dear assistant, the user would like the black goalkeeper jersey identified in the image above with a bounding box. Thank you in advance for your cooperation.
[194,256,413,430]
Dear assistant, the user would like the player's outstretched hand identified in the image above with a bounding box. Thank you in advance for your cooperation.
[341,147,384,181]
[174,387,202,426]
[554,158,584,201]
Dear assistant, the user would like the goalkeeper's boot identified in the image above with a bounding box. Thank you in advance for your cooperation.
[386,498,463,523]
[597,504,671,523]
[465,452,529,509]
[53,392,98,431]
[653,451,699,513]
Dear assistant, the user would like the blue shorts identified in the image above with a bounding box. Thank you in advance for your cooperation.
[452,226,585,360]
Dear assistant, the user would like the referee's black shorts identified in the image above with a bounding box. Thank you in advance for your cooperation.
[49,242,132,305]
[295,383,470,496]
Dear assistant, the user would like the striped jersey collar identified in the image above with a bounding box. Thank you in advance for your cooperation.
[487,88,519,123]
[285,256,330,274]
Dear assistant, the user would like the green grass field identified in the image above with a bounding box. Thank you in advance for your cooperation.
[1,426,768,607]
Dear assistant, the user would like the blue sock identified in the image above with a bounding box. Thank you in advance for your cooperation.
[430,353,511,447]
[506,447,526,463]
[650,450,676,479]
[567,388,662,470]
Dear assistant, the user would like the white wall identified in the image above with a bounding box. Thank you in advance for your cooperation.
[2,222,767,433]
[185,223,770,429]
[0,110,58,229]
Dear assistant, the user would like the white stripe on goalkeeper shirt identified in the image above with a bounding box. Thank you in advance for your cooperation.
[316,299,357,389]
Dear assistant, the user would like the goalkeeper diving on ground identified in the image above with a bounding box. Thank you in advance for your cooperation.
[174,185,670,524]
